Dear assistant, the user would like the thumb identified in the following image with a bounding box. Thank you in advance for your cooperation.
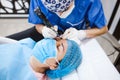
[53,25,58,32]
[63,28,70,35]
[62,28,72,39]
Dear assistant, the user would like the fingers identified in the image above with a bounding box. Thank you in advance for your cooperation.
[47,28,57,37]
[62,28,71,39]
[49,64,58,70]
[42,26,57,38]
[62,28,76,39]
[45,58,59,70]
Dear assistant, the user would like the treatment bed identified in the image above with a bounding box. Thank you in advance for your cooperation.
[0,37,120,80]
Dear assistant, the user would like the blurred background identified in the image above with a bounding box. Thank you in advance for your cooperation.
[0,0,120,72]
[0,0,32,36]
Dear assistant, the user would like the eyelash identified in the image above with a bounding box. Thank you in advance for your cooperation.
[57,45,61,50]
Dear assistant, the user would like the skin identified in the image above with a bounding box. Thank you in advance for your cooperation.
[30,39,68,73]
[85,26,108,38]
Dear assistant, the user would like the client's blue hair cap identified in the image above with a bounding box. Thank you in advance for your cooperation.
[46,40,82,79]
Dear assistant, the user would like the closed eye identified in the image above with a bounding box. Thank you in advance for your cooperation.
[57,43,64,52]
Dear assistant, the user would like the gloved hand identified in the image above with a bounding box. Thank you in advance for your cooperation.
[42,25,58,38]
[69,37,81,45]
[62,28,86,43]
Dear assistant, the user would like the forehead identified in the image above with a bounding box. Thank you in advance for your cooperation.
[56,39,66,43]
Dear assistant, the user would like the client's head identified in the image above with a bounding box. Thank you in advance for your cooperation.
[30,38,82,79]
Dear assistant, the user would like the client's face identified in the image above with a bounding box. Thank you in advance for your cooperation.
[30,39,68,73]
[56,39,68,61]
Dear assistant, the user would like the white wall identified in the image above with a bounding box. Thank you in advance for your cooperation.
[101,0,120,34]
[101,0,120,43]
[101,0,117,24]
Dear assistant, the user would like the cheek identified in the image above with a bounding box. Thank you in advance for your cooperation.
[57,46,65,61]
[58,45,64,53]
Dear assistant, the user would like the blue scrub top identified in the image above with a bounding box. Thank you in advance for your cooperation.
[28,0,107,32]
